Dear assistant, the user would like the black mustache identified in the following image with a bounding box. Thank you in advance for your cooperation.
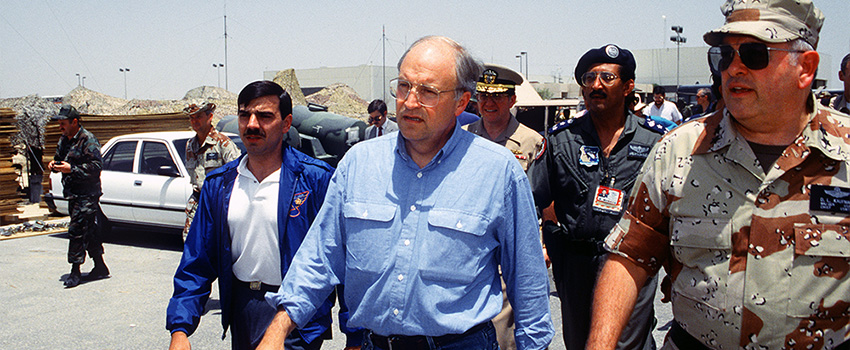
[244,128,264,137]
[589,91,607,99]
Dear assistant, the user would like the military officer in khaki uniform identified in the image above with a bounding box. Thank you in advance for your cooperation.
[462,63,543,350]
[183,102,240,240]
[464,63,543,172]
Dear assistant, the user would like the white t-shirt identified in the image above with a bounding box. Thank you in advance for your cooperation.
[228,156,282,285]
[642,100,683,124]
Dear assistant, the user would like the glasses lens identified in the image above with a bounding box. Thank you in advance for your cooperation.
[738,43,770,70]
[390,79,410,100]
[580,72,596,86]
[599,72,617,84]
[417,85,440,107]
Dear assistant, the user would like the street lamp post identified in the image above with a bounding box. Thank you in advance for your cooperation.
[75,73,81,86]
[521,51,528,79]
[213,63,224,88]
[81,76,86,88]
[670,26,686,99]
[516,55,522,76]
[119,68,130,99]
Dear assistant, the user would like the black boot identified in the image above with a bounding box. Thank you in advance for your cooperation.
[86,253,110,280]
[64,264,81,288]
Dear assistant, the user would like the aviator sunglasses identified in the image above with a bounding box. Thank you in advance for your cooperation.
[707,42,807,73]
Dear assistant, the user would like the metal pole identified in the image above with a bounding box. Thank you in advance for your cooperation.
[224,15,229,91]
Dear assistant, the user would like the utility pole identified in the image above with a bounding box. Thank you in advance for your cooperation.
[224,14,229,91]
[383,26,386,102]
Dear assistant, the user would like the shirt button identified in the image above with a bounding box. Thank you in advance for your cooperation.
[397,274,404,281]
[404,239,410,246]
[456,221,463,229]
[416,172,423,178]
[410,205,416,212]
[393,308,399,316]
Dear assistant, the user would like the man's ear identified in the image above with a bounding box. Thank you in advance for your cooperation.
[454,91,472,117]
[797,51,820,90]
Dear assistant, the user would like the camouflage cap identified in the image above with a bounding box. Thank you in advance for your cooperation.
[703,0,824,49]
[476,64,523,95]
[183,102,216,116]
[52,104,80,121]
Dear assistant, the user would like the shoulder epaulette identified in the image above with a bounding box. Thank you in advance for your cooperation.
[640,115,669,135]
[548,118,577,134]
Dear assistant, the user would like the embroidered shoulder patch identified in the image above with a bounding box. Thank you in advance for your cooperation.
[289,191,310,217]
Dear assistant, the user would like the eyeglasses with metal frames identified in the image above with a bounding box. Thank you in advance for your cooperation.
[389,78,460,107]
[579,71,619,87]
[707,42,808,72]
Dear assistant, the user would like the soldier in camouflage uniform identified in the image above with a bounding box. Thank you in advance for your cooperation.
[587,1,850,349]
[48,105,108,288]
[182,102,240,240]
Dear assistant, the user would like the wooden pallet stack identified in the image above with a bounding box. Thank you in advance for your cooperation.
[0,108,21,222]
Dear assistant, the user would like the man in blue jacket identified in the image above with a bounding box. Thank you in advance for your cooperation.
[166,80,363,350]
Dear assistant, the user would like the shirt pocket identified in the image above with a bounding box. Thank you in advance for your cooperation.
[787,223,850,317]
[669,217,732,311]
[420,208,492,285]
[343,201,397,274]
[203,153,222,170]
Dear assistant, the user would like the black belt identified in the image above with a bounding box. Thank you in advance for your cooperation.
[233,279,279,293]
[670,320,850,350]
[562,239,605,255]
[369,321,491,350]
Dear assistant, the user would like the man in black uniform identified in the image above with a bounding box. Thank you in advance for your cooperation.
[48,105,108,288]
[529,44,665,350]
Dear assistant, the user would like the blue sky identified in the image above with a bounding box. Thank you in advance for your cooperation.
[1,0,848,99]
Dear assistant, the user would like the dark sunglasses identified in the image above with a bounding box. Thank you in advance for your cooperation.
[708,42,806,73]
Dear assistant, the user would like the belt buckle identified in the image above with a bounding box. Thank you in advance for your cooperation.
[249,281,261,290]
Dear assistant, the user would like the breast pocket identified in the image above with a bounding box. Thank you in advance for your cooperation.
[420,208,493,285]
[669,217,732,311]
[343,201,397,274]
[787,223,850,317]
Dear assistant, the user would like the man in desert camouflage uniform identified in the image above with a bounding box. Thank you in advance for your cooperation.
[587,1,850,349]
[48,105,109,288]
[183,102,240,240]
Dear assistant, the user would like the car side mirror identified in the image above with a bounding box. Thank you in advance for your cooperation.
[157,165,180,177]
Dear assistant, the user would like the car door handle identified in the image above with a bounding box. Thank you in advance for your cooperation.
[134,180,142,186]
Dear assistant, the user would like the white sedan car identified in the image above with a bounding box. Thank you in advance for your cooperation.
[48,131,244,231]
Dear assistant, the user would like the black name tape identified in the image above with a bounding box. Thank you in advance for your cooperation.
[810,185,850,213]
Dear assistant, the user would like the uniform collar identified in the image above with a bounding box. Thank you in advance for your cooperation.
[693,99,850,162]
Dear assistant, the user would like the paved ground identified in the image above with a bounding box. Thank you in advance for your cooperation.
[0,225,671,349]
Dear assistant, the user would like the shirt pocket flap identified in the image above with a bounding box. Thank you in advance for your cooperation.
[343,201,396,222]
[794,224,850,257]
[427,209,488,236]
[670,217,732,249]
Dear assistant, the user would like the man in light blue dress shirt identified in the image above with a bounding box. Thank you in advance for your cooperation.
[258,35,554,350]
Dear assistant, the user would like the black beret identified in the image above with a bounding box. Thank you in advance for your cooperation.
[574,44,636,83]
